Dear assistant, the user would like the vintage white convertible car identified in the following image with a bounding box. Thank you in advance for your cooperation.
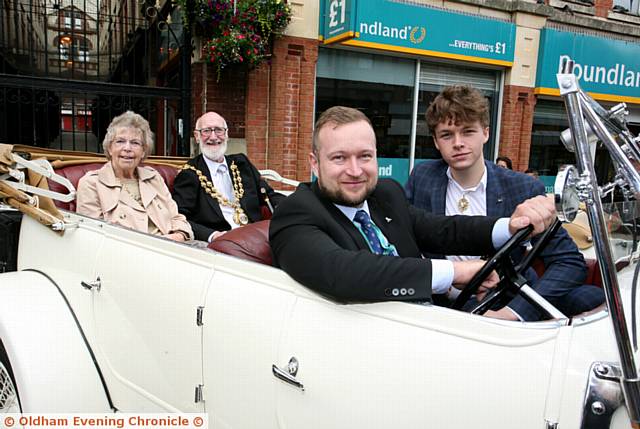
[0,62,639,429]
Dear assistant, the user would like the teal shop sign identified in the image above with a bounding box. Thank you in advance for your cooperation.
[539,175,555,194]
[321,0,358,44]
[319,0,515,66]
[378,158,409,184]
[377,158,433,185]
[536,28,640,103]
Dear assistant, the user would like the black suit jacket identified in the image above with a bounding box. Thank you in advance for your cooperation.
[172,153,285,241]
[269,179,499,303]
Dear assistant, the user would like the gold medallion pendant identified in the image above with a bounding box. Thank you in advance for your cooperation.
[234,208,249,225]
[458,195,470,213]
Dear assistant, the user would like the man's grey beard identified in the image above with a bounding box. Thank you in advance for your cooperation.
[200,139,227,162]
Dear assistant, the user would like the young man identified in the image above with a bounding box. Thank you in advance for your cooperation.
[269,106,556,305]
[405,85,604,320]
[172,111,284,242]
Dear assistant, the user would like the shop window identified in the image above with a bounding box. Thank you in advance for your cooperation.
[530,99,612,187]
[316,49,415,183]
[415,62,499,163]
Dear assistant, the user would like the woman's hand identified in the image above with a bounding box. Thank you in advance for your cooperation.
[163,232,187,242]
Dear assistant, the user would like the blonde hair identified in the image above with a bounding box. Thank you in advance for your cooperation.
[312,106,372,154]
[102,111,154,160]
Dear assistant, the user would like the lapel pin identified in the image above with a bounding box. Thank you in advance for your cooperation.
[497,198,503,203]
[385,217,392,223]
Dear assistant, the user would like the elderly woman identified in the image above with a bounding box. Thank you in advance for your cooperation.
[77,111,193,242]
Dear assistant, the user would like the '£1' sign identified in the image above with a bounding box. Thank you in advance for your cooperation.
[329,0,346,28]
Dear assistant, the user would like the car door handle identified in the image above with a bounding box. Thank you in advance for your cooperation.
[272,357,304,391]
[81,276,101,292]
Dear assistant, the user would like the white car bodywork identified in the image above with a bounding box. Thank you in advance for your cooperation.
[0,211,632,429]
[1,63,639,428]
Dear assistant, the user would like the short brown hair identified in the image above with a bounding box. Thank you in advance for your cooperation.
[312,106,372,154]
[425,85,490,134]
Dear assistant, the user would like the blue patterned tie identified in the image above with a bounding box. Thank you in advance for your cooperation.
[354,210,383,255]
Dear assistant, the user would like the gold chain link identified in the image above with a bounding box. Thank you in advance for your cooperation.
[181,161,249,225]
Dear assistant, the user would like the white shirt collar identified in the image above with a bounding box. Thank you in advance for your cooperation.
[334,200,371,222]
[445,165,487,194]
[203,155,228,176]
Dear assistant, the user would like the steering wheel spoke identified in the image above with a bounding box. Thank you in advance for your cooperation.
[451,220,566,320]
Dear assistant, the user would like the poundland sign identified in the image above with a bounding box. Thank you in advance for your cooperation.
[320,0,515,67]
[536,28,640,103]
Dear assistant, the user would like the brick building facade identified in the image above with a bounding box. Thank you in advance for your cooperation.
[189,0,640,185]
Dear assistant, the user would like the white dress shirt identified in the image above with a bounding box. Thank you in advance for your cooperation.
[203,156,240,237]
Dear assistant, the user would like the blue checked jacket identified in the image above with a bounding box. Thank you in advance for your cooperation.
[405,159,588,320]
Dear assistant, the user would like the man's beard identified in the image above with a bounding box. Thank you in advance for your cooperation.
[317,178,376,207]
[200,139,227,162]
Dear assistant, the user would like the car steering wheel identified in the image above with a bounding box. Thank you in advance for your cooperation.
[451,219,563,318]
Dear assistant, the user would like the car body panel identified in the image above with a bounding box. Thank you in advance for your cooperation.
[0,270,111,412]
[0,212,629,428]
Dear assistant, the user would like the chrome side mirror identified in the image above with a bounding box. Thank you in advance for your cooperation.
[554,164,580,223]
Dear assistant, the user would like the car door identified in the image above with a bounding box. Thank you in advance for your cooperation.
[201,257,297,429]
[274,297,563,429]
[92,227,212,412]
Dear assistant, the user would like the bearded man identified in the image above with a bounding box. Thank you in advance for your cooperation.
[269,106,555,305]
[172,111,284,242]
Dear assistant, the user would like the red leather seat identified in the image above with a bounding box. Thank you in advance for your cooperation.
[208,220,272,265]
[48,162,180,211]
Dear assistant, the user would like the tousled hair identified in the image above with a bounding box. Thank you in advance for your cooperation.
[425,85,490,134]
[312,106,372,154]
[102,111,154,160]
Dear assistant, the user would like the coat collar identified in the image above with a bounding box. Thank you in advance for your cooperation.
[97,162,158,210]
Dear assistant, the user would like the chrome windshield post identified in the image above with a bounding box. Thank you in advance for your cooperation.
[558,60,640,426]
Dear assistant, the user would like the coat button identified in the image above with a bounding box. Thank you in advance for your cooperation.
[384,289,391,296]
[392,288,399,296]
[400,288,407,296]
[408,288,415,295]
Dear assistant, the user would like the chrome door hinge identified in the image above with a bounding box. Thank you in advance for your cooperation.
[196,306,204,326]
[580,362,624,429]
[195,384,204,403]
[81,276,101,292]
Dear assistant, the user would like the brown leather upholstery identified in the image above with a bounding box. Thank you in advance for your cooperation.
[49,162,180,211]
[208,220,272,265]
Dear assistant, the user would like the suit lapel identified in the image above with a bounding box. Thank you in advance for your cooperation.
[485,161,508,217]
[368,193,403,249]
[311,182,369,250]
[431,163,449,214]
[196,155,226,220]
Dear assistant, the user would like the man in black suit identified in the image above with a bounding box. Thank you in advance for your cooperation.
[173,111,284,242]
[269,106,555,304]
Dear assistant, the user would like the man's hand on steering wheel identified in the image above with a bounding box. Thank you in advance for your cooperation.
[509,195,556,236]
[451,260,499,301]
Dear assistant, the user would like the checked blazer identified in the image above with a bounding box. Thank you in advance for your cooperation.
[405,159,603,320]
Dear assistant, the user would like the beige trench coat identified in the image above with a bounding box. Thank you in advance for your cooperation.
[76,162,193,239]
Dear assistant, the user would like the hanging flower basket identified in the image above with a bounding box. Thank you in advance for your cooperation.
[179,0,292,78]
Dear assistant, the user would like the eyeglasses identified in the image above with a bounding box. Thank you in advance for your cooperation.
[196,127,227,137]
[113,139,143,148]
